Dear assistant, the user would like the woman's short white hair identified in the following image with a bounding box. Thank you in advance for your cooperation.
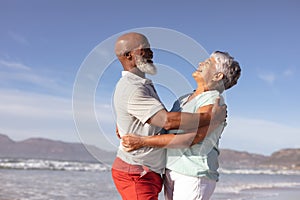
[211,51,241,90]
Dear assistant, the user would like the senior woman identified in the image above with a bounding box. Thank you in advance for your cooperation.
[122,51,241,200]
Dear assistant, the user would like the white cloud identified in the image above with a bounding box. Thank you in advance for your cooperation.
[2,88,299,154]
[0,59,31,70]
[221,117,300,155]
[283,69,294,77]
[0,89,77,141]
[72,99,118,151]
[0,70,56,87]
[258,72,276,85]
[0,59,71,94]
[257,68,295,85]
[8,31,29,45]
[0,90,72,119]
[0,89,118,151]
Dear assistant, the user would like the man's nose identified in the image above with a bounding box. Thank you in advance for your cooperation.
[145,50,153,58]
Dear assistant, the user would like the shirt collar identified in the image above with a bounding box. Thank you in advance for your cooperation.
[121,71,130,77]
[121,71,152,85]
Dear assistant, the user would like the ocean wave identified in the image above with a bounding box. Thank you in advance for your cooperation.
[219,168,300,175]
[216,181,300,194]
[0,158,110,172]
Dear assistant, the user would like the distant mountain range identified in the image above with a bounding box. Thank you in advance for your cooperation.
[219,148,300,170]
[0,133,116,164]
[1,133,299,170]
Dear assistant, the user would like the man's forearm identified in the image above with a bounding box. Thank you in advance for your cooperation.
[149,98,226,131]
[146,124,217,148]
[122,124,217,151]
[142,133,195,148]
[144,125,213,148]
[164,112,211,131]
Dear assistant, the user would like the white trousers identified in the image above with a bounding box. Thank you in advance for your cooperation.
[164,169,216,200]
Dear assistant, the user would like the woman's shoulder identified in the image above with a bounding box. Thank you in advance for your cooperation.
[195,90,224,106]
[178,92,193,102]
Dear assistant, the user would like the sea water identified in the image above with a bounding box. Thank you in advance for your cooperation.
[1,159,300,200]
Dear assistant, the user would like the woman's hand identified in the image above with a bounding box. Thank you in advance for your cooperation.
[121,134,145,152]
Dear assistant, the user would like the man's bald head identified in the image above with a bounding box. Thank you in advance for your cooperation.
[115,32,150,57]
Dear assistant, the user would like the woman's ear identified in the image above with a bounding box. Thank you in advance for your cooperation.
[213,72,224,81]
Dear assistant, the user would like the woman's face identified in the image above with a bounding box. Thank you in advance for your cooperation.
[192,56,217,85]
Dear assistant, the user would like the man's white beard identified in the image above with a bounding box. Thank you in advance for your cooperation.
[136,56,157,75]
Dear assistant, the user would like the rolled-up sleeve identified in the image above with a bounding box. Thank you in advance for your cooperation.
[128,86,165,124]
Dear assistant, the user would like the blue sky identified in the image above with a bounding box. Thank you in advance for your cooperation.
[0,0,299,155]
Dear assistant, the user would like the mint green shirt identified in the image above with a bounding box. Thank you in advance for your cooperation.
[166,90,225,181]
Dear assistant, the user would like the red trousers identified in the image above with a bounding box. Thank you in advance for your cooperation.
[111,157,163,200]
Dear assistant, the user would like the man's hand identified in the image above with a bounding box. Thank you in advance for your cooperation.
[121,134,145,152]
[116,125,121,139]
[211,97,227,126]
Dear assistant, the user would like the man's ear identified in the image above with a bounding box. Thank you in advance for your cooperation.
[124,52,132,60]
[213,72,224,81]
